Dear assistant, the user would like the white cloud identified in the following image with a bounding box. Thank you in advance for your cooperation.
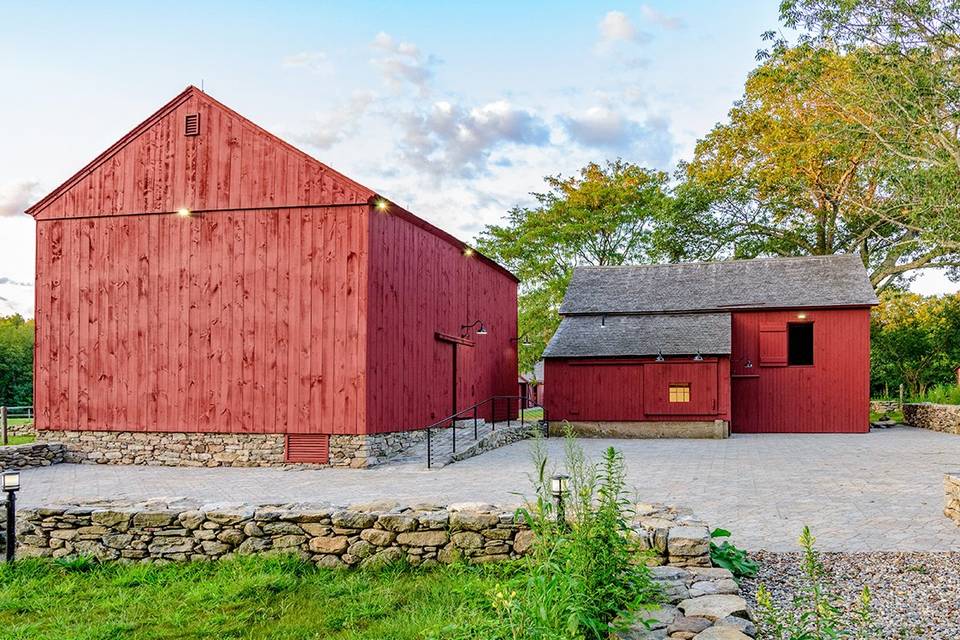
[596,11,649,52]
[291,91,376,150]
[560,107,674,166]
[396,100,551,178]
[281,51,334,75]
[371,32,436,95]
[0,180,40,217]
[640,5,685,30]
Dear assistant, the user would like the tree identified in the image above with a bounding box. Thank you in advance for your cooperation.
[0,314,34,407]
[681,43,960,289]
[777,0,960,285]
[870,290,960,397]
[475,161,673,372]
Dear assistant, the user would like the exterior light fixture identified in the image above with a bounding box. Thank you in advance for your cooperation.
[600,315,606,328]
[510,333,532,347]
[693,351,704,361]
[745,359,753,369]
[375,199,389,212]
[551,473,571,527]
[797,313,807,319]
[460,320,487,338]
[463,247,475,257]
[3,471,20,562]
[655,349,665,362]
[177,208,191,217]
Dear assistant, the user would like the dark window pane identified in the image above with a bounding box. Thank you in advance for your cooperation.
[787,323,813,366]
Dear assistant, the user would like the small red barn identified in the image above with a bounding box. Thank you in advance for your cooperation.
[27,86,518,466]
[543,256,878,436]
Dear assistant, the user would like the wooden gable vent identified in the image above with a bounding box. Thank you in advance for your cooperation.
[285,433,330,464]
[184,113,200,136]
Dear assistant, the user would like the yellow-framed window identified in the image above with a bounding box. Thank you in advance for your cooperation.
[668,383,690,403]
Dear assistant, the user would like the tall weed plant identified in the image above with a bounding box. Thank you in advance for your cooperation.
[490,429,659,640]
[756,527,878,640]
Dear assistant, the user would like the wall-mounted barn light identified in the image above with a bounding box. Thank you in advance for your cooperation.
[177,208,191,217]
[460,320,487,338]
[655,349,665,362]
[745,359,753,368]
[510,333,532,346]
[375,199,389,212]
[463,247,474,257]
[693,351,704,361]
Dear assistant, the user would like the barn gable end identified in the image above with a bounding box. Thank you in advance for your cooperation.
[27,86,373,220]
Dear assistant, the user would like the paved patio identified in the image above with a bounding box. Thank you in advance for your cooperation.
[16,426,960,551]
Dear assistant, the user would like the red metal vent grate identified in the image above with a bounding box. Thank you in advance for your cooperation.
[184,113,200,136]
[285,433,329,463]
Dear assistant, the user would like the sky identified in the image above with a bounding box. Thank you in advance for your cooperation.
[1,1,957,317]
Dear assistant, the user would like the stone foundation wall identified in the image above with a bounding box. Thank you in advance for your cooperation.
[13,499,711,568]
[36,430,429,468]
[0,442,65,471]
[552,420,729,439]
[903,403,960,435]
[329,431,426,468]
[870,400,900,414]
[947,473,960,527]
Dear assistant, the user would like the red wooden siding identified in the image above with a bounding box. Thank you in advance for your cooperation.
[543,357,731,423]
[364,209,519,433]
[32,86,519,438]
[28,87,372,220]
[730,309,870,433]
[34,205,369,435]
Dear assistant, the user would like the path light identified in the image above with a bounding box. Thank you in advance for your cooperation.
[3,471,20,562]
[551,473,570,527]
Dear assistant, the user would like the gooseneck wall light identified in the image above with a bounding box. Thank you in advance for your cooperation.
[460,320,488,338]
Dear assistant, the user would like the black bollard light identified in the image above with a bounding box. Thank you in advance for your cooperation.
[3,471,20,562]
[550,473,570,529]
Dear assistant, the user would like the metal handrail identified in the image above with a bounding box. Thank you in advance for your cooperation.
[425,395,547,468]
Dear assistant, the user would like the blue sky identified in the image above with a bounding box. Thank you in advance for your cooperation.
[1,1,955,315]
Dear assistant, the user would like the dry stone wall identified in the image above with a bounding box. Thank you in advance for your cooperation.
[0,442,65,471]
[869,400,900,414]
[947,473,960,528]
[903,403,960,435]
[13,499,712,568]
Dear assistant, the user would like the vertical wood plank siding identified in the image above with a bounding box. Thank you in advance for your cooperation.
[365,210,519,433]
[543,357,730,423]
[730,309,870,433]
[31,87,519,438]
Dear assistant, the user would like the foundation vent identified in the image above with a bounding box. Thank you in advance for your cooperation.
[285,433,330,464]
[184,113,200,136]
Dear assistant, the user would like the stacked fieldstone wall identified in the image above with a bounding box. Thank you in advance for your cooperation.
[947,473,960,527]
[13,499,712,568]
[0,443,65,471]
[37,430,427,468]
[869,400,900,414]
[903,403,960,435]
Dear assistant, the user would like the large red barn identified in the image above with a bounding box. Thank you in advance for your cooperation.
[543,256,878,435]
[27,86,518,467]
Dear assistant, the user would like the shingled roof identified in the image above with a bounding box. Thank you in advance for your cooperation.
[559,255,878,315]
[543,313,731,358]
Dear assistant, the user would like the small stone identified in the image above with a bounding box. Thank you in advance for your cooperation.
[217,529,245,546]
[360,546,404,569]
[396,531,448,547]
[715,616,756,638]
[272,535,306,549]
[690,626,753,639]
[348,540,375,558]
[377,514,418,532]
[513,529,535,554]
[667,616,713,635]
[360,529,395,546]
[316,554,345,569]
[178,511,205,530]
[641,605,679,629]
[237,537,272,554]
[91,510,132,530]
[147,538,194,554]
[132,511,177,528]
[331,511,377,530]
[449,511,499,531]
[667,526,710,557]
[451,531,484,549]
[678,595,749,622]
[309,536,349,554]
[201,541,231,555]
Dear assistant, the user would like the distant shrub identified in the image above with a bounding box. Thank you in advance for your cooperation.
[912,383,960,405]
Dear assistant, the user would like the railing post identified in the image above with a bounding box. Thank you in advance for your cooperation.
[474,405,478,440]
[521,397,526,427]
[1,406,7,446]
[452,414,457,454]
[427,428,432,469]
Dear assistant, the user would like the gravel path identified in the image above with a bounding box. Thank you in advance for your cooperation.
[741,551,960,639]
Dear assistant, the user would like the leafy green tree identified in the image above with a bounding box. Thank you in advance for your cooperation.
[870,291,960,396]
[475,161,674,372]
[0,314,34,406]
[681,43,960,289]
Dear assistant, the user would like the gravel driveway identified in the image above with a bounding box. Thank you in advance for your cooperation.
[17,426,960,552]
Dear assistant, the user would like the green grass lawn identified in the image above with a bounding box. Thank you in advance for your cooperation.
[5,418,33,426]
[0,556,516,640]
[869,409,904,423]
[1,435,35,446]
[520,407,543,420]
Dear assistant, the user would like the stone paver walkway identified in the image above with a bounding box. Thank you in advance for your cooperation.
[17,426,960,551]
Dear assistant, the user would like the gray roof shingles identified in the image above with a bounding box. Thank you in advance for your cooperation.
[543,313,731,358]
[559,255,878,315]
